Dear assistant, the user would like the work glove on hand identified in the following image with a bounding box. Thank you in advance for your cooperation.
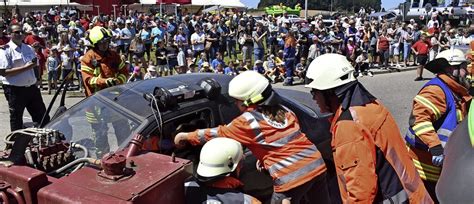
[432,155,444,167]
[106,78,118,87]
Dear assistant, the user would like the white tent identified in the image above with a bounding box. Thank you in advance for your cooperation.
[191,0,246,8]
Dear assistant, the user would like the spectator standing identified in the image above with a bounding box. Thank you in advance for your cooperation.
[402,26,414,67]
[240,25,253,62]
[206,25,220,61]
[411,33,431,81]
[60,45,74,87]
[139,23,152,64]
[253,23,267,61]
[47,47,60,94]
[166,39,179,75]
[430,32,440,61]
[121,20,136,62]
[191,25,206,60]
[376,31,390,69]
[283,32,297,86]
[155,40,168,76]
[129,34,146,67]
[0,24,50,131]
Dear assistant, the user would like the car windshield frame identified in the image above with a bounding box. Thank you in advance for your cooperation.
[44,92,147,158]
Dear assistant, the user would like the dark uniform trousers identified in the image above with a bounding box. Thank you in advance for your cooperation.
[2,84,50,131]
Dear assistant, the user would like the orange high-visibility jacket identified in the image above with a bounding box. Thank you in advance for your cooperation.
[80,49,128,97]
[407,74,471,182]
[331,100,433,203]
[188,106,327,193]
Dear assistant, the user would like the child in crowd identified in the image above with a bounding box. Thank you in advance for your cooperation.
[295,57,307,81]
[199,62,214,73]
[253,60,265,75]
[155,40,169,76]
[60,45,74,88]
[355,50,374,77]
[197,52,208,69]
[47,47,60,94]
[177,41,186,71]
[215,63,224,74]
[243,59,252,71]
[166,39,179,75]
[144,65,158,80]
[128,66,143,82]
[224,61,237,76]
[211,52,225,70]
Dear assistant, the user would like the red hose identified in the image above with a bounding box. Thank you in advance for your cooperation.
[7,188,24,204]
[0,191,9,204]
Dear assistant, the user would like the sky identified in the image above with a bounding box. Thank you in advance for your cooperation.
[240,0,400,10]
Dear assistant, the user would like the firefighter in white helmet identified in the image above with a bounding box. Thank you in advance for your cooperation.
[175,71,330,204]
[405,49,471,202]
[306,53,433,203]
[184,137,261,204]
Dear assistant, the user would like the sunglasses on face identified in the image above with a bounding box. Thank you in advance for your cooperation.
[12,30,23,34]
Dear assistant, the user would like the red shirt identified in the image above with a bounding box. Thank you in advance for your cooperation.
[24,34,46,47]
[412,40,431,55]
[428,27,440,35]
[377,36,389,51]
[0,36,9,46]
[80,18,90,31]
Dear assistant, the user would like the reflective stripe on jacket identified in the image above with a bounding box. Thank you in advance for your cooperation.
[331,100,433,203]
[80,49,128,97]
[406,76,458,149]
[187,106,327,192]
[405,75,471,182]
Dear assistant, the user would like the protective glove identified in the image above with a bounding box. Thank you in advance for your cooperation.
[432,155,444,167]
[105,78,118,87]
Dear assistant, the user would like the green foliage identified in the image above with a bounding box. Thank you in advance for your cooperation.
[257,0,381,13]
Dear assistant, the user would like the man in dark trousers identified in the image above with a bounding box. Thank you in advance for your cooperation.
[0,24,50,131]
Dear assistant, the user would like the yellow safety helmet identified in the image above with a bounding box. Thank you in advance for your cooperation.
[88,26,112,46]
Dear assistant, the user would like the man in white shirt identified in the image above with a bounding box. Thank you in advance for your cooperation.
[0,24,49,131]
[190,24,206,59]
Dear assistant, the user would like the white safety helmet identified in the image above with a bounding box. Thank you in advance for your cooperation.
[229,71,276,106]
[435,49,467,66]
[305,53,356,90]
[197,138,243,178]
[425,49,468,73]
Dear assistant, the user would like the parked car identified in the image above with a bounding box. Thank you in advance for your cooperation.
[0,74,332,203]
[369,11,398,22]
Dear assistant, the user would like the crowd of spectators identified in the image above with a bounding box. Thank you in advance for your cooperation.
[1,5,474,92]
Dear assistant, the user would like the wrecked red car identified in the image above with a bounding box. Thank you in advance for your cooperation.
[0,74,332,203]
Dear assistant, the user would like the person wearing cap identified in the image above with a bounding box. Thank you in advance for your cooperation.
[404,49,471,202]
[306,53,433,203]
[176,71,330,204]
[253,59,265,74]
[184,137,262,204]
[0,24,50,131]
[121,19,136,62]
[198,62,214,73]
[412,32,432,81]
[144,65,158,79]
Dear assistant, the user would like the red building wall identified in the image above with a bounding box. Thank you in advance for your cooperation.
[72,0,139,15]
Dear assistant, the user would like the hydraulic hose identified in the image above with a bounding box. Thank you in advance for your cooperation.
[70,143,89,172]
[48,158,101,176]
